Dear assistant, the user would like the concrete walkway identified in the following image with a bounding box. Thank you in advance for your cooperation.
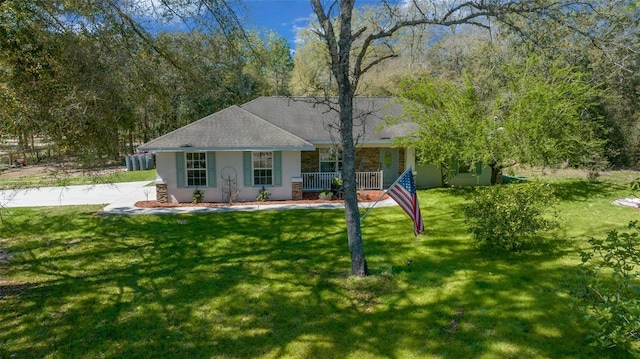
[0,181,155,209]
[612,197,640,209]
[0,181,396,214]
[104,198,397,215]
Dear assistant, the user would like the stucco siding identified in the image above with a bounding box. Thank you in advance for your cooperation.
[448,165,492,187]
[415,163,443,189]
[239,151,300,201]
[156,151,300,203]
[155,152,176,190]
[414,163,492,188]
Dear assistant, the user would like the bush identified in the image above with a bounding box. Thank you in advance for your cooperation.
[631,177,640,194]
[463,183,557,251]
[192,188,203,203]
[569,221,640,355]
[256,186,270,202]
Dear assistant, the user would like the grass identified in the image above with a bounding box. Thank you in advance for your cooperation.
[0,168,156,188]
[0,175,638,358]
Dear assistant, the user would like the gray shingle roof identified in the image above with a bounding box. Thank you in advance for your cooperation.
[138,97,415,152]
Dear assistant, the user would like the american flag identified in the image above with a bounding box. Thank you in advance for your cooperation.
[387,167,425,236]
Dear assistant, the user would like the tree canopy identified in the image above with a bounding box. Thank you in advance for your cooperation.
[0,0,293,166]
[391,57,605,184]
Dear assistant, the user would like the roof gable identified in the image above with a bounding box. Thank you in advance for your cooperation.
[138,105,314,152]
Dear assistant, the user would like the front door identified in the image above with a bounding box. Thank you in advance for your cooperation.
[380,148,398,186]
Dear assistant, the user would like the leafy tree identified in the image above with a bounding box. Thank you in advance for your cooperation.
[570,221,640,354]
[490,0,640,168]
[0,7,133,162]
[290,27,336,96]
[496,57,606,171]
[262,32,294,96]
[391,56,605,184]
[393,72,488,181]
[586,1,640,167]
[0,0,290,164]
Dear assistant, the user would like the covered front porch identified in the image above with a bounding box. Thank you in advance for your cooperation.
[301,171,384,192]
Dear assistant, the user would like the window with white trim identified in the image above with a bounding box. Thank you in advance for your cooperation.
[186,152,207,186]
[319,147,342,172]
[252,151,273,185]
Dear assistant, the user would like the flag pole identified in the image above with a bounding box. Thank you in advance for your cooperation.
[360,166,413,222]
[359,191,388,222]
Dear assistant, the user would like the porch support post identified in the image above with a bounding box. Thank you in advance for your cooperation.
[291,177,303,200]
[155,178,168,203]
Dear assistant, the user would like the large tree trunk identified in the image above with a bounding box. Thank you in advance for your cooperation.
[339,92,369,277]
[312,0,368,277]
[337,1,368,277]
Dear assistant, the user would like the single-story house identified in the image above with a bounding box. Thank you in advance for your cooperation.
[137,97,491,203]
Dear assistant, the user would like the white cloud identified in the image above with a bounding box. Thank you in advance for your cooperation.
[292,14,313,45]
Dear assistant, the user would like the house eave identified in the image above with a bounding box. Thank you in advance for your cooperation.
[310,139,397,147]
[138,146,317,153]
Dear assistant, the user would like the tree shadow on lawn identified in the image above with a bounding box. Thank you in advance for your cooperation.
[0,206,105,250]
[361,205,631,358]
[546,179,626,202]
[0,208,633,358]
[436,178,625,203]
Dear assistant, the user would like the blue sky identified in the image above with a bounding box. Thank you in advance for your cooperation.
[242,0,403,51]
[137,0,313,50]
[140,0,404,52]
[243,0,314,49]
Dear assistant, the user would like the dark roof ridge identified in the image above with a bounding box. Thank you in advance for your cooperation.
[231,104,312,146]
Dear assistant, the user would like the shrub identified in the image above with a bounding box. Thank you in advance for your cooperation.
[256,186,270,202]
[319,191,333,200]
[569,221,640,355]
[631,177,640,194]
[331,177,343,198]
[463,183,557,251]
[192,188,203,203]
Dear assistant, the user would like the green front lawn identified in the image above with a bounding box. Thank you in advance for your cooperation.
[0,176,637,358]
[0,168,156,188]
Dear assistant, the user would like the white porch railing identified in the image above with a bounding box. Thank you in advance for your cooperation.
[355,171,384,190]
[301,171,383,191]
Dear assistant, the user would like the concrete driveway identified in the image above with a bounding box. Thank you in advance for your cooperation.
[0,181,155,208]
[0,181,396,215]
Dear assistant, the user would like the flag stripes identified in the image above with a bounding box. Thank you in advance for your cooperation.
[386,167,425,236]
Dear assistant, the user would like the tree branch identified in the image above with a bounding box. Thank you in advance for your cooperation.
[104,0,184,71]
[348,0,599,94]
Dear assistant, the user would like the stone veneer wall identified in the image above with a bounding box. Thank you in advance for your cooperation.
[301,147,407,176]
[355,148,380,172]
[302,147,387,173]
[156,183,168,203]
[291,181,302,200]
